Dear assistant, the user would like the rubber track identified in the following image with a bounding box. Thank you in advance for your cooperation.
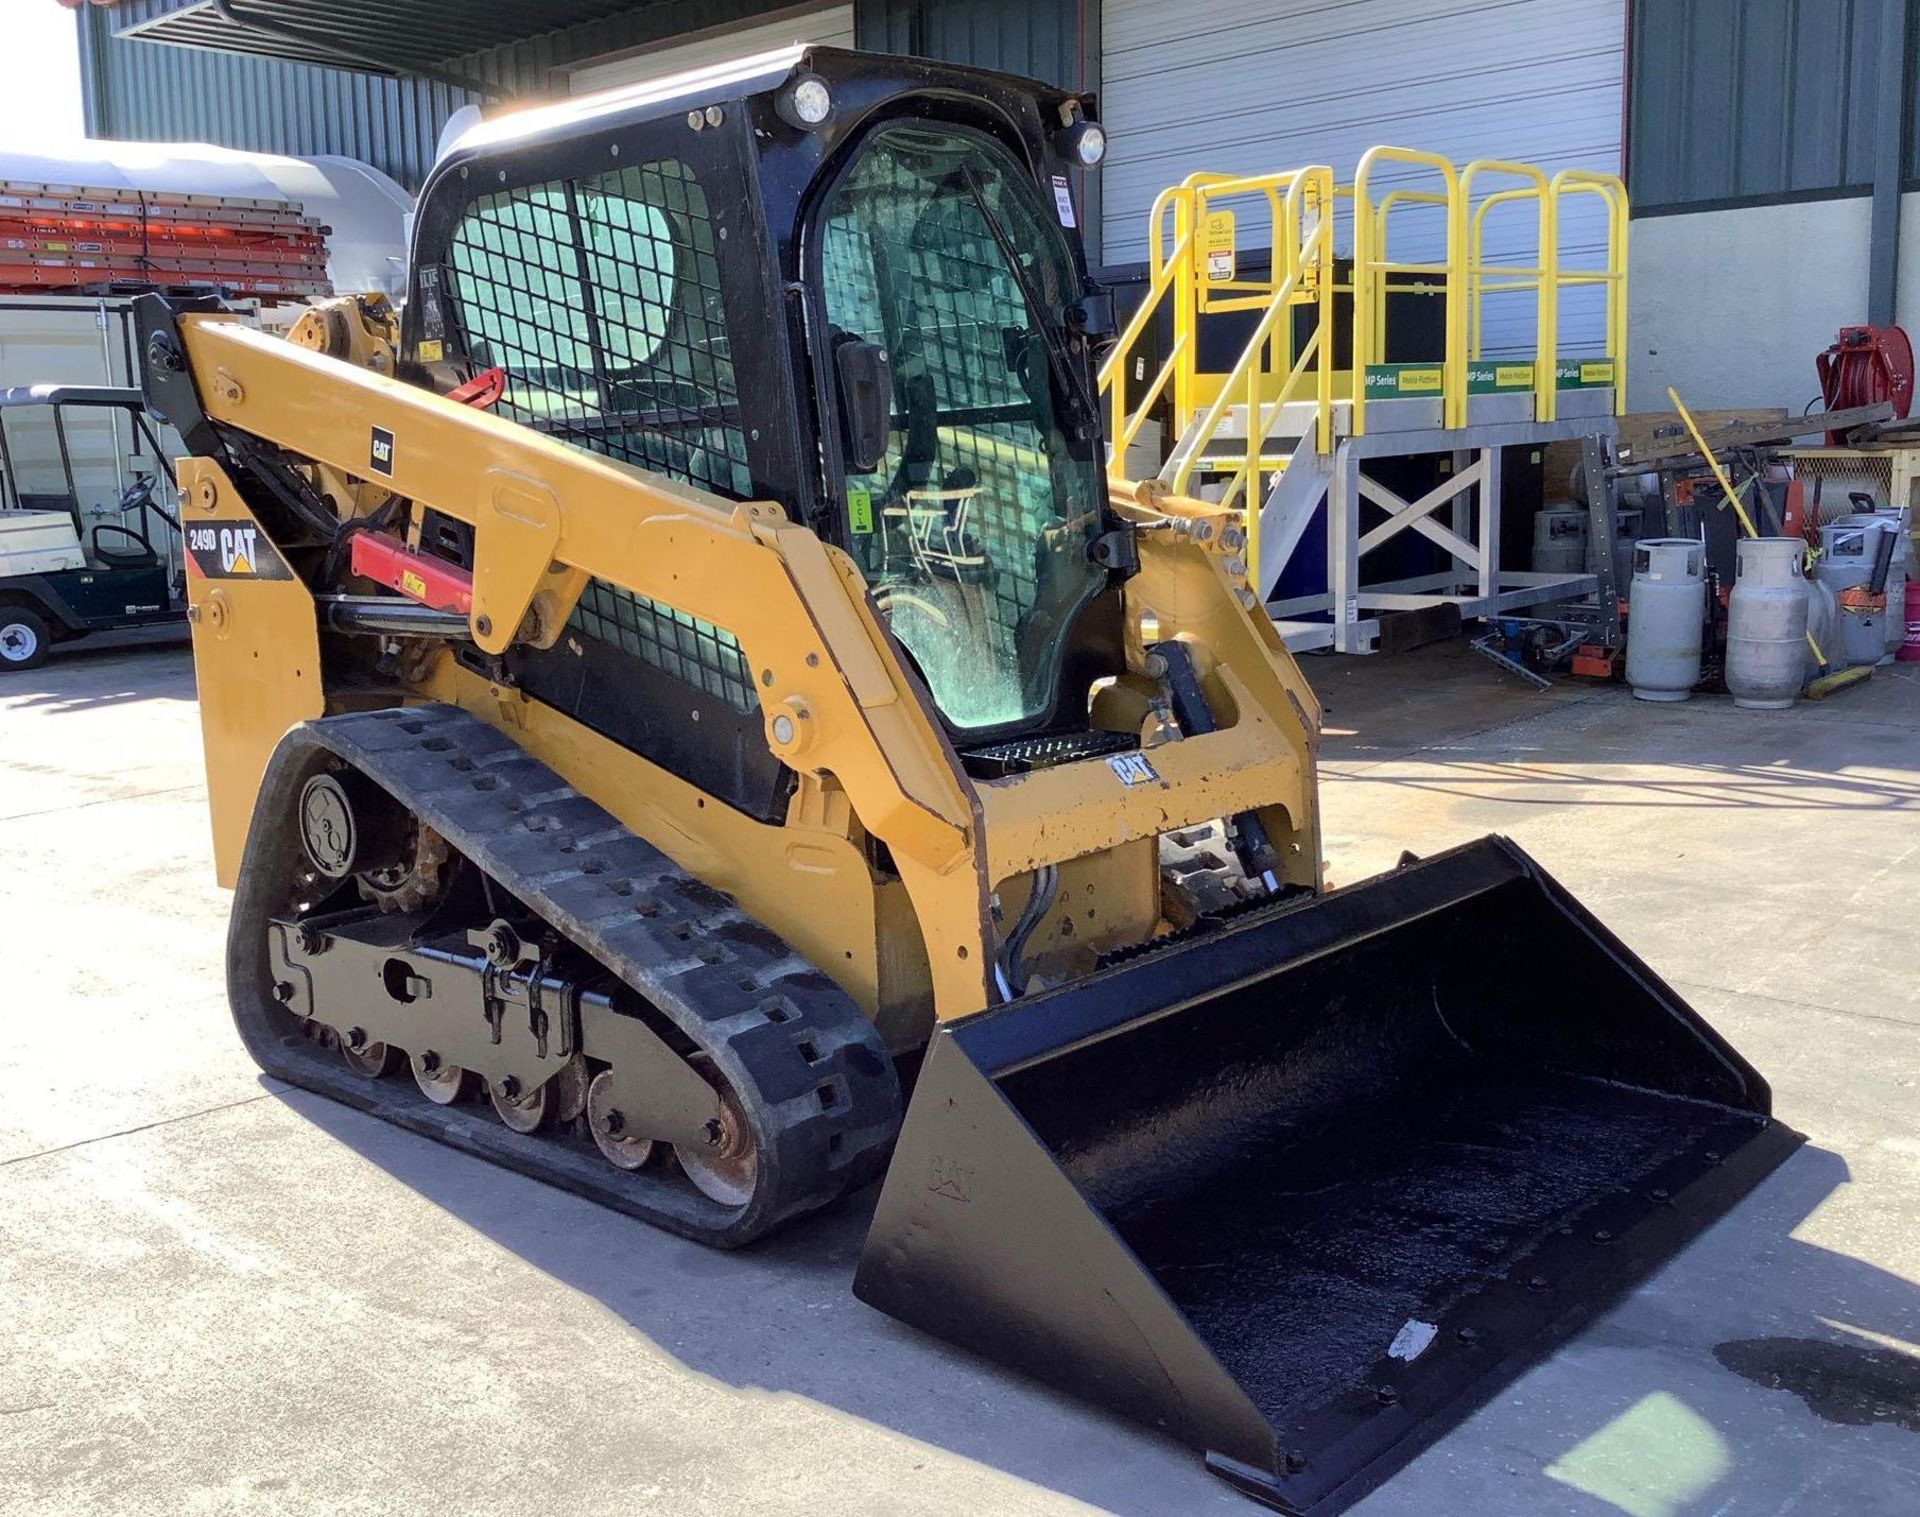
[229,703,901,1247]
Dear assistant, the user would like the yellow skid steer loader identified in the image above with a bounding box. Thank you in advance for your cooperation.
[140,47,1797,1514]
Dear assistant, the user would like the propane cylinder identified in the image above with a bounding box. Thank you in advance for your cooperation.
[1726,538,1808,709]
[1532,505,1588,575]
[1626,539,1706,702]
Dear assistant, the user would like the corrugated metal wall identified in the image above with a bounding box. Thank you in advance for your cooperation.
[452,0,820,94]
[80,0,471,189]
[855,0,1084,89]
[82,0,1084,192]
[1628,0,1920,212]
[1099,0,1625,356]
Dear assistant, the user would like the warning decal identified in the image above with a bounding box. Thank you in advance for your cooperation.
[184,521,295,581]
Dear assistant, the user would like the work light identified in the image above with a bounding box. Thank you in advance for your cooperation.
[1057,120,1107,168]
[777,73,834,130]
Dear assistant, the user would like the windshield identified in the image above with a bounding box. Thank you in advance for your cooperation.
[817,122,1106,735]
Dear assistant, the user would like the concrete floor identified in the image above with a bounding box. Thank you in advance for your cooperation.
[3,638,1917,1517]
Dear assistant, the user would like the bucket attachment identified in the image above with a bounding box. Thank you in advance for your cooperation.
[856,836,1800,1515]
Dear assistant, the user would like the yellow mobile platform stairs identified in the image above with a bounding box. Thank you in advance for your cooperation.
[1100,150,1629,652]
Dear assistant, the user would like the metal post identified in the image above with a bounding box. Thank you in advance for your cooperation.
[1331,446,1362,651]
[1579,434,1623,649]
[1869,0,1910,326]
[1477,445,1502,603]
[1450,448,1472,581]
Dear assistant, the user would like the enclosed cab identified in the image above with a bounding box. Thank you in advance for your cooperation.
[401,48,1125,808]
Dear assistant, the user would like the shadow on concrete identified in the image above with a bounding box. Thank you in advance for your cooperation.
[2,638,194,712]
[281,1087,1920,1516]
[1313,638,1920,815]
[1323,753,1920,813]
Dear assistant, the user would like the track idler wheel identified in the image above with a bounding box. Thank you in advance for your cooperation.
[675,1054,758,1207]
[411,1050,476,1105]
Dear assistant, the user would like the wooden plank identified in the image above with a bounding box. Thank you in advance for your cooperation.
[1542,408,1790,495]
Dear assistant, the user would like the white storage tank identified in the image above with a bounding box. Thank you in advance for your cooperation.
[1626,539,1706,702]
[1726,538,1808,710]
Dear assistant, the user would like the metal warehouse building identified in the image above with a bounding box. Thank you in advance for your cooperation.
[70,0,1920,413]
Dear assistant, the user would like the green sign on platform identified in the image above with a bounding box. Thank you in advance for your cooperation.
[1361,363,1445,398]
[1362,357,1614,399]
[1466,362,1536,395]
[1555,357,1616,390]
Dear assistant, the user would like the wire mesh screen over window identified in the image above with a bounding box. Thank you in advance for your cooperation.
[447,160,757,708]
[818,125,1104,732]
[570,580,758,714]
[446,159,750,500]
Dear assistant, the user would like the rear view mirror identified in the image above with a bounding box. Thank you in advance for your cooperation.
[835,339,893,475]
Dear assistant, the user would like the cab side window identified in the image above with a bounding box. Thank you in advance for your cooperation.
[444,156,770,803]
[446,158,751,500]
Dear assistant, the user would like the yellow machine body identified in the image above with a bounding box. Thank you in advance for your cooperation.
[172,311,1320,1048]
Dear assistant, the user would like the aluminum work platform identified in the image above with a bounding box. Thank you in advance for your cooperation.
[1100,147,1629,653]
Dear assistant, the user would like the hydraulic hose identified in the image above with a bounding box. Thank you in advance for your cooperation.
[996,863,1059,1001]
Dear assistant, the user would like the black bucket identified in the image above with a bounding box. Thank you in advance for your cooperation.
[855,836,1801,1515]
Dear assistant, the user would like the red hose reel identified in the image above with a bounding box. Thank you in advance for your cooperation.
[1816,325,1915,442]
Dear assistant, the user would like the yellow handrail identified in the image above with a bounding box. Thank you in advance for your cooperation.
[1099,148,1630,518]
[1374,188,1450,346]
[1462,160,1552,419]
[1549,169,1629,412]
[1097,185,1196,471]
[1163,169,1335,506]
[1167,240,1307,492]
[1353,147,1466,433]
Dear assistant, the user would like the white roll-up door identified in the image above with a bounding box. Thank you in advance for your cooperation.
[566,5,856,96]
[1099,0,1625,355]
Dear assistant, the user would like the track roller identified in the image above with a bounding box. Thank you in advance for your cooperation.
[340,1030,401,1078]
[488,1078,551,1134]
[587,1069,655,1171]
[411,1050,476,1105]
[488,1055,588,1133]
